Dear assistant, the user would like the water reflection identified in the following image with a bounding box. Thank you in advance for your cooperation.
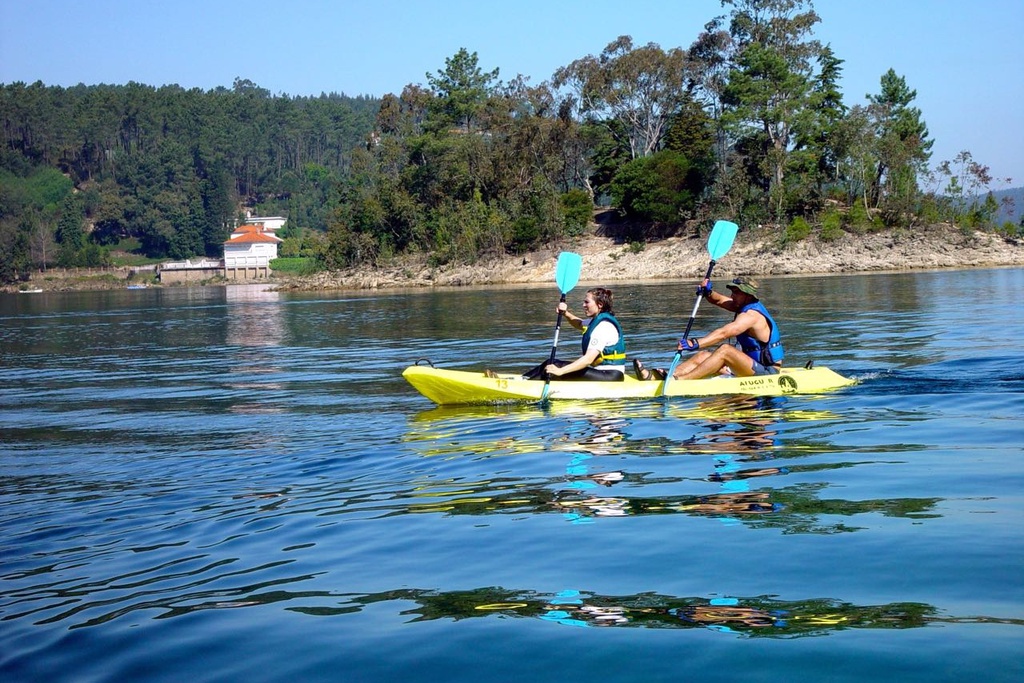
[399,397,941,530]
[223,285,287,414]
[546,485,939,529]
[276,585,1022,637]
[225,284,284,348]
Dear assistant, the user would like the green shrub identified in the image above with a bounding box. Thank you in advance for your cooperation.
[560,189,593,237]
[784,216,811,243]
[271,257,319,275]
[917,195,943,225]
[845,201,871,234]
[610,150,697,224]
[999,221,1023,237]
[511,215,540,253]
[820,210,843,242]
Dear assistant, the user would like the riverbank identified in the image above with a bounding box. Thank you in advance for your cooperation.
[6,222,1023,294]
[278,222,1024,291]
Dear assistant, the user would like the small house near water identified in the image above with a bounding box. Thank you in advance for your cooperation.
[158,216,286,283]
[223,222,283,280]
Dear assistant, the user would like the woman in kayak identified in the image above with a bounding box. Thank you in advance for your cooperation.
[634,276,783,381]
[517,287,627,382]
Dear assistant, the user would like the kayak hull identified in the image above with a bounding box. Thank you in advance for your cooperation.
[402,364,855,405]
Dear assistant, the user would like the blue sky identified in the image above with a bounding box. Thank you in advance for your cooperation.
[2,0,1021,189]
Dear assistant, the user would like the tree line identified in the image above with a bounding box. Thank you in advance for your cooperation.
[0,0,1014,284]
[0,78,378,281]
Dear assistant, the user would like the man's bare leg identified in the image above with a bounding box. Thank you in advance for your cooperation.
[674,346,755,380]
[671,350,712,378]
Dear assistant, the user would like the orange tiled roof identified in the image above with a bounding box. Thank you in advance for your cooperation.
[224,232,282,245]
[235,224,264,233]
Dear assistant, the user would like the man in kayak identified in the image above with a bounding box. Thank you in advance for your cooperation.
[515,287,627,381]
[634,276,783,381]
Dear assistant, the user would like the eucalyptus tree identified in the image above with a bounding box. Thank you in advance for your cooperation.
[608,99,717,225]
[329,84,432,265]
[831,104,876,212]
[718,0,823,220]
[496,75,605,245]
[329,50,506,266]
[553,35,692,161]
[27,211,56,270]
[932,150,997,228]
[421,50,585,258]
[687,20,733,180]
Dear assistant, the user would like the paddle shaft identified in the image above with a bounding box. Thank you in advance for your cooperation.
[662,259,720,390]
[681,259,717,340]
[548,293,567,363]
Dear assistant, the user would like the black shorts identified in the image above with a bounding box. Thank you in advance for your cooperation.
[522,358,625,381]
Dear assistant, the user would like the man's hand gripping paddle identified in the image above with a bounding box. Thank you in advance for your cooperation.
[660,220,738,395]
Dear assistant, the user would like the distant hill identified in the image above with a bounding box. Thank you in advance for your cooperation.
[989,186,1023,225]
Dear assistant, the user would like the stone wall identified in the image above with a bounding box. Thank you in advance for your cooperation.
[158,267,224,284]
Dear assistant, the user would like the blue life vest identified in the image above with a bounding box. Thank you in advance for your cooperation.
[580,312,626,367]
[735,301,784,366]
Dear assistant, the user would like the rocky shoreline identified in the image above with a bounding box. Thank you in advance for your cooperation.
[7,223,1023,294]
[279,223,1024,291]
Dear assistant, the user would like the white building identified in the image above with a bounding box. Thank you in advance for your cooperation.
[242,214,287,233]
[223,224,283,280]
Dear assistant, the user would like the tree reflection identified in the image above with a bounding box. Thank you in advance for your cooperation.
[280,586,1023,637]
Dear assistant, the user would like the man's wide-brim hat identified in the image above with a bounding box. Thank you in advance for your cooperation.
[727,276,759,298]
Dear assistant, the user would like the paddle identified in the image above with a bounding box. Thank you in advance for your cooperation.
[660,220,739,395]
[541,251,583,401]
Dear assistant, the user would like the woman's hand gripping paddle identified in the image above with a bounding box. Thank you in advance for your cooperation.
[659,220,738,396]
[541,252,583,401]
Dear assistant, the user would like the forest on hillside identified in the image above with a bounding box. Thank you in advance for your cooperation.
[0,79,378,280]
[0,0,1018,284]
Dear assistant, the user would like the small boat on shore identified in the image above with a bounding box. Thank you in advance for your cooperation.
[18,287,43,294]
[403,363,855,405]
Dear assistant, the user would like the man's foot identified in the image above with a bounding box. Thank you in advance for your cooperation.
[633,359,666,381]
[484,369,499,379]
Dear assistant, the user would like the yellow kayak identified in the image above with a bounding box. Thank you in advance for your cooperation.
[403,364,855,405]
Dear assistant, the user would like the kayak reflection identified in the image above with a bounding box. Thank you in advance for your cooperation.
[400,396,939,531]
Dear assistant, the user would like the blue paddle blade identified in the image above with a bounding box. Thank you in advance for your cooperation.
[555,252,582,294]
[708,220,739,260]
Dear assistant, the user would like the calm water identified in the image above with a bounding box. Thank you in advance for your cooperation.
[1,269,1022,683]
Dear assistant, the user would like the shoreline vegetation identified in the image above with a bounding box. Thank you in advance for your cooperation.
[7,222,1023,294]
[7,28,1022,296]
